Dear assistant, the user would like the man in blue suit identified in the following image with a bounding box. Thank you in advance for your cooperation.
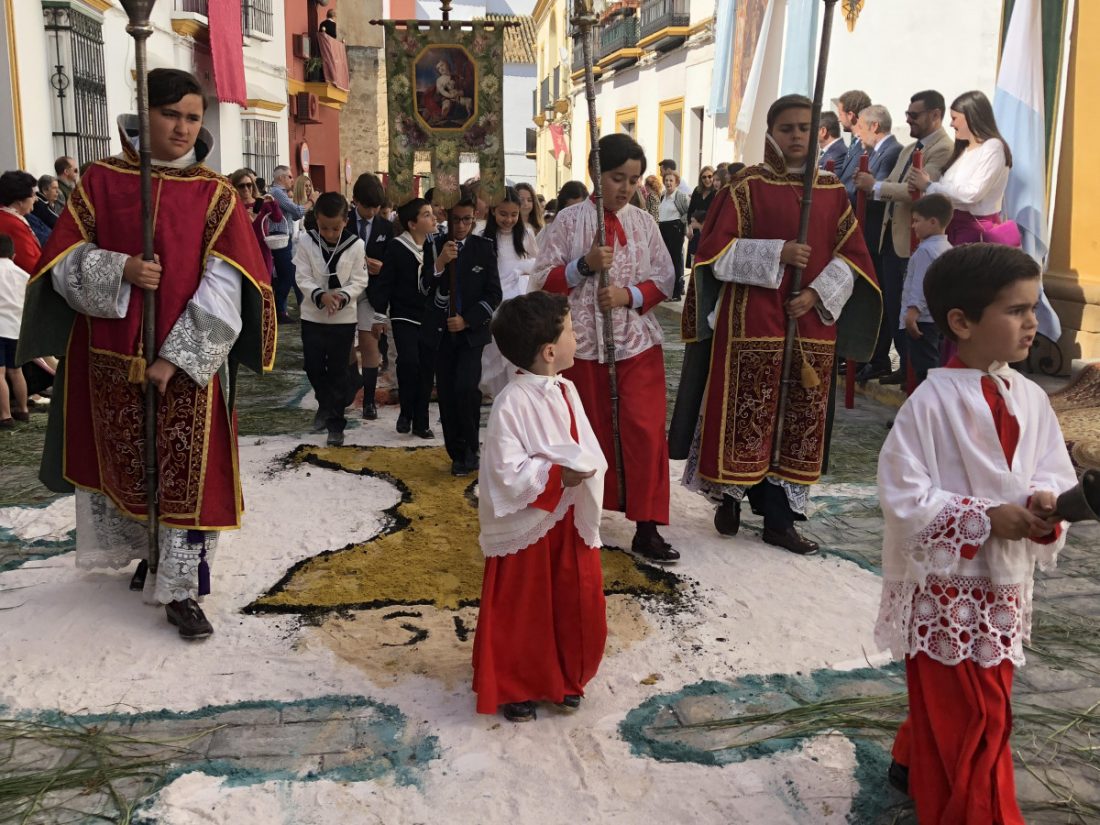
[833,90,871,201]
[853,104,903,383]
[818,111,847,170]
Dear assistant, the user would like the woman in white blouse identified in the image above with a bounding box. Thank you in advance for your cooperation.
[907,91,1016,245]
[658,171,690,299]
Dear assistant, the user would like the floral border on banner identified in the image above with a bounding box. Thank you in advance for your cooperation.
[384,21,506,208]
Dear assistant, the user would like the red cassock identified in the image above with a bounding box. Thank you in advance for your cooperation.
[472,388,607,714]
[27,148,276,530]
[891,358,1058,825]
[683,140,880,487]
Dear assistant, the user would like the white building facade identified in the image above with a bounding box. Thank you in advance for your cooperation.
[0,0,290,182]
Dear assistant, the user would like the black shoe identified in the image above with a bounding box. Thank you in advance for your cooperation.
[762,525,819,556]
[888,759,910,796]
[631,526,680,564]
[451,460,470,477]
[855,363,890,383]
[396,415,411,434]
[412,427,434,439]
[714,499,741,537]
[129,559,148,592]
[362,403,378,420]
[557,695,582,709]
[879,368,905,385]
[326,430,345,447]
[311,410,327,434]
[165,598,213,640]
[501,701,537,722]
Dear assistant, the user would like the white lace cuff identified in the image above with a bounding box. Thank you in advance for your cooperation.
[160,300,239,387]
[812,257,854,324]
[51,245,131,318]
[712,239,785,288]
[905,494,995,582]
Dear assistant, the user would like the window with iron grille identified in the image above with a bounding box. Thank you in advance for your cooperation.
[43,2,110,166]
[242,0,274,38]
[241,118,279,184]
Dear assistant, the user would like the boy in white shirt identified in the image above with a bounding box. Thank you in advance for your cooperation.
[294,193,369,446]
[0,234,29,426]
[875,243,1076,822]
[472,292,607,722]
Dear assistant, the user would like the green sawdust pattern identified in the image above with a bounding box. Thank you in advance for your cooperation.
[248,445,677,613]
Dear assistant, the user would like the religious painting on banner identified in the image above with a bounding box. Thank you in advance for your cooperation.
[384,22,506,208]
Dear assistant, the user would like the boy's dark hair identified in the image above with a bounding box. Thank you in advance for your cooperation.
[819,111,841,138]
[593,133,647,177]
[449,194,477,213]
[148,68,207,111]
[555,180,588,207]
[0,170,37,207]
[395,197,428,235]
[491,292,570,370]
[910,89,946,118]
[911,193,953,226]
[659,158,676,171]
[314,191,348,219]
[837,89,871,117]
[0,234,14,259]
[767,94,812,130]
[925,244,1040,341]
[352,173,385,208]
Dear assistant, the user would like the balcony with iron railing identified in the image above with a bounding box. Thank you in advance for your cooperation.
[639,0,691,50]
[171,0,208,39]
[570,29,604,80]
[598,12,642,71]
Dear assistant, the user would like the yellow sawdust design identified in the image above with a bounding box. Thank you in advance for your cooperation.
[250,445,676,612]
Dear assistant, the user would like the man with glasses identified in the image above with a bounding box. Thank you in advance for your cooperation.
[854,90,953,384]
[269,165,306,323]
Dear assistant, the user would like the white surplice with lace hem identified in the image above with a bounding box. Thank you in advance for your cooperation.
[529,200,674,364]
[874,363,1076,668]
[478,372,606,557]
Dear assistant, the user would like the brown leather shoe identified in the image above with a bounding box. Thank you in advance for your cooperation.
[762,525,819,555]
[631,529,680,563]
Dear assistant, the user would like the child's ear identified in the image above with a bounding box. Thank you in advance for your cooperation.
[539,341,554,365]
[946,308,970,341]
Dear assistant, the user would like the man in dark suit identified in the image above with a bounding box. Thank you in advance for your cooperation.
[423,195,502,476]
[349,173,391,417]
[855,90,954,384]
[833,90,871,202]
[818,111,847,170]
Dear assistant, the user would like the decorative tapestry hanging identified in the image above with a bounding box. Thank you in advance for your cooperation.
[384,21,506,208]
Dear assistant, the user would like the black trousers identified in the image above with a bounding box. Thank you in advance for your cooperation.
[301,320,357,432]
[391,320,435,431]
[869,237,909,371]
[271,244,303,318]
[746,480,804,532]
[659,219,685,299]
[435,335,484,465]
[907,321,943,386]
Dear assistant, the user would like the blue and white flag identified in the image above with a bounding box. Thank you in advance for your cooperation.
[780,0,819,96]
[709,0,737,116]
[994,0,1061,339]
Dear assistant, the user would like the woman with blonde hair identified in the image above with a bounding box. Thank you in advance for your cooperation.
[642,175,662,221]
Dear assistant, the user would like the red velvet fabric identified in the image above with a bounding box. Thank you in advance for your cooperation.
[564,346,670,523]
[903,654,1024,825]
[208,0,247,105]
[471,512,606,713]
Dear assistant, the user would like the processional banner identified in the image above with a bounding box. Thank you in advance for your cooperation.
[383,21,506,208]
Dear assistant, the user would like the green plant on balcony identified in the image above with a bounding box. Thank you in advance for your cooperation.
[305,56,325,83]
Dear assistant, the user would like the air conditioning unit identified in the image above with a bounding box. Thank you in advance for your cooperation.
[295,92,320,124]
[292,33,312,60]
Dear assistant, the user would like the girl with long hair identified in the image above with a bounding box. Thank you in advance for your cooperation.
[479,187,538,395]
[514,182,544,235]
[907,91,1016,246]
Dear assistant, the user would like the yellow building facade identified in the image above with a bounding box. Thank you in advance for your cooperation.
[531,0,574,199]
[1047,1,1100,365]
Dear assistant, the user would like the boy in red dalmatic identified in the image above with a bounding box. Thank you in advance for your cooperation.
[531,133,677,563]
[18,69,275,640]
[473,292,608,722]
[876,245,1075,822]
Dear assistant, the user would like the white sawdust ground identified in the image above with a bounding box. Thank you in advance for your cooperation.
[0,405,889,824]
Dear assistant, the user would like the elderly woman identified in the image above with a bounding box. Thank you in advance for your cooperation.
[658,170,690,300]
[33,175,61,229]
[0,171,43,272]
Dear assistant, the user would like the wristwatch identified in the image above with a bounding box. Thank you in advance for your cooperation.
[576,256,595,277]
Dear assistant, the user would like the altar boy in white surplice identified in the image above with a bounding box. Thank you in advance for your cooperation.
[472,292,607,724]
[874,243,1076,825]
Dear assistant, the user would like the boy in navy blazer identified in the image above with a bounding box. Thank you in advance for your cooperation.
[349,173,391,418]
[423,194,502,475]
